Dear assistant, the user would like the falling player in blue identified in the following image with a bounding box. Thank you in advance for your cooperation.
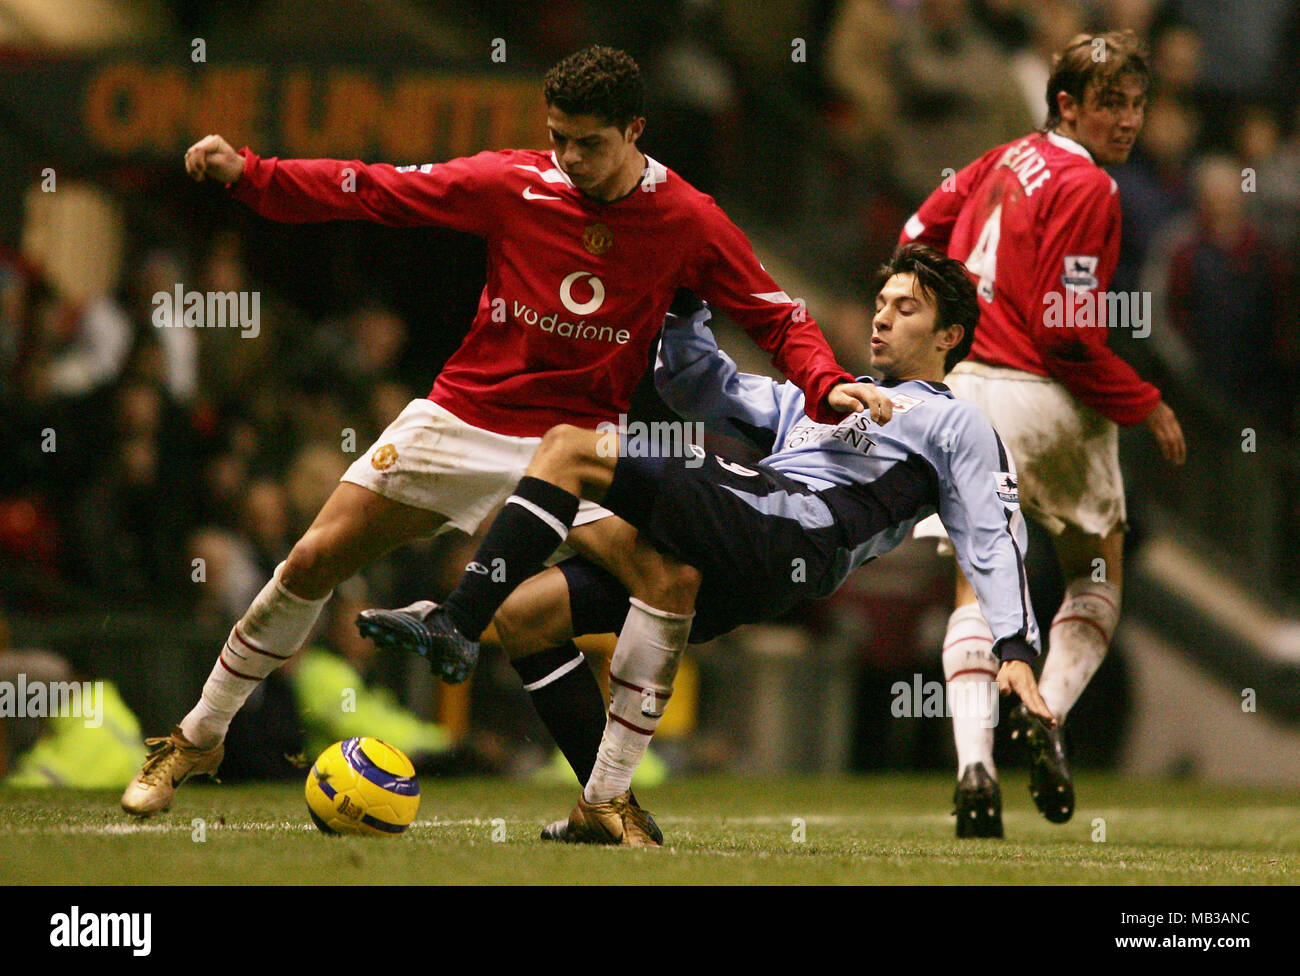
[359,243,1054,845]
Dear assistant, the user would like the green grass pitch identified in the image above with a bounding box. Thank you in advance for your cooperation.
[2,774,1297,885]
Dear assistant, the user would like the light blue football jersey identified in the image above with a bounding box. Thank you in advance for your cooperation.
[655,306,1040,655]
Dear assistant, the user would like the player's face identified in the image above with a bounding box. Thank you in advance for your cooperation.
[871,273,957,382]
[547,107,645,201]
[1058,76,1146,165]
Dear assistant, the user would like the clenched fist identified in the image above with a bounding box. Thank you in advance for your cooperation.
[184,134,245,184]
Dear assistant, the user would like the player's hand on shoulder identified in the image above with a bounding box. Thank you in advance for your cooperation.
[829,382,893,424]
[185,134,244,184]
[1143,400,1186,467]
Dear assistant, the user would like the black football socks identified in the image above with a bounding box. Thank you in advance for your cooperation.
[442,476,580,639]
[511,642,607,783]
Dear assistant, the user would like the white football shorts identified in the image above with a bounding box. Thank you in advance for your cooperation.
[341,398,612,538]
[914,361,1125,551]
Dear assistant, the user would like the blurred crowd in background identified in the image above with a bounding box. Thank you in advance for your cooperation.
[824,0,1300,432]
[1,0,1296,784]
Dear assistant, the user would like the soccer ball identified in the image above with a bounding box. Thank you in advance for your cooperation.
[305,737,420,837]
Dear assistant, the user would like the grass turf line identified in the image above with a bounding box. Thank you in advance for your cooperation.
[1,774,1296,885]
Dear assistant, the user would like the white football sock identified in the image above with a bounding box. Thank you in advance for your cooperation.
[943,603,1000,777]
[584,598,692,804]
[180,563,330,748]
[1037,579,1120,725]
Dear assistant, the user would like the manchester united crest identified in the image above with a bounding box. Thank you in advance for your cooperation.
[582,223,613,256]
[370,444,399,471]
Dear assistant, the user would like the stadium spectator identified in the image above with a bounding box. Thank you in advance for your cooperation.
[301,302,411,417]
[1097,0,1157,35]
[193,441,254,533]
[194,229,293,416]
[1110,95,1199,291]
[1147,17,1202,101]
[970,0,1033,54]
[1161,0,1293,126]
[887,0,1035,201]
[238,478,295,577]
[1242,105,1300,254]
[1147,155,1298,431]
[825,0,900,175]
[187,527,264,631]
[366,380,417,444]
[644,0,741,193]
[1235,105,1283,176]
[36,294,134,401]
[68,378,196,600]
[1009,0,1088,127]
[72,434,179,599]
[132,249,199,403]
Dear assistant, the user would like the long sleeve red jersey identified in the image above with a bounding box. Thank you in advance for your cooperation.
[900,130,1161,427]
[230,147,852,436]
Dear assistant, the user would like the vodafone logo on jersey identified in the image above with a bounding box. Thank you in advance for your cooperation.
[508,270,629,345]
[559,271,606,315]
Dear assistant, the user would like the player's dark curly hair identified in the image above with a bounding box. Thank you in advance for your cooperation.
[544,45,644,129]
[1044,31,1149,129]
[874,243,979,374]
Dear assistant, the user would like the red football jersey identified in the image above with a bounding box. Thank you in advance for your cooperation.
[231,148,851,436]
[900,131,1160,427]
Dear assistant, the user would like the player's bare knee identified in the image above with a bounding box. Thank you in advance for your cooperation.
[530,424,587,480]
[495,578,572,658]
[491,607,526,657]
[532,424,616,497]
[494,601,544,658]
[535,424,586,462]
[636,558,701,612]
[281,532,336,600]
[674,562,702,601]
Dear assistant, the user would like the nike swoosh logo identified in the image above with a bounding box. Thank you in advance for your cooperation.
[523,187,562,201]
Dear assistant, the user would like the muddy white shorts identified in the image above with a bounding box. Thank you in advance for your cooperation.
[914,361,1125,550]
[341,398,612,537]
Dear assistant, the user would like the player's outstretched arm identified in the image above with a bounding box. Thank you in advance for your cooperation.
[191,139,499,232]
[185,134,245,184]
[935,404,1043,664]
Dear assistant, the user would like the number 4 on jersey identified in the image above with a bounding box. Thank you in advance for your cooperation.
[966,203,1002,303]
